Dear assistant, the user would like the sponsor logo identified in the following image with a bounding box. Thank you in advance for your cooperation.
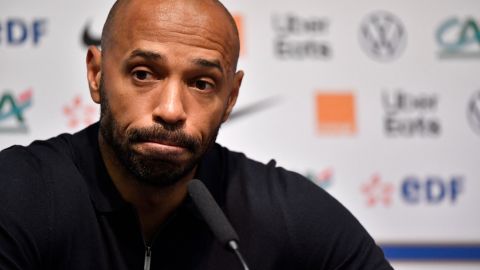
[382,89,440,137]
[305,167,333,189]
[361,174,394,207]
[402,175,463,204]
[82,20,101,47]
[315,92,356,135]
[272,14,331,60]
[0,89,33,133]
[0,18,47,46]
[358,11,406,62]
[228,96,279,123]
[232,14,245,56]
[436,17,480,59]
[467,90,480,136]
[63,95,98,129]
[361,174,464,207]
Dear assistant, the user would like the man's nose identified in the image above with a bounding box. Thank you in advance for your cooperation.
[152,80,187,127]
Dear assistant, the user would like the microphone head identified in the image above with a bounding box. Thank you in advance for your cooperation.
[187,179,239,247]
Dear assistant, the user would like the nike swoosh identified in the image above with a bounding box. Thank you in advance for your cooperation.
[82,21,101,47]
[228,96,280,123]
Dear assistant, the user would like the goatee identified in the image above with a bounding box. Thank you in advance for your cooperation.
[98,80,219,187]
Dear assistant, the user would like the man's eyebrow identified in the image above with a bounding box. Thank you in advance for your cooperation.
[124,50,224,73]
[192,58,224,73]
[127,49,164,61]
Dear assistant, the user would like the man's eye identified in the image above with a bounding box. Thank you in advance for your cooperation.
[132,70,153,81]
[194,79,215,91]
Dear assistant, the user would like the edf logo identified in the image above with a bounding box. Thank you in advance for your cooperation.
[401,176,463,204]
[0,18,47,46]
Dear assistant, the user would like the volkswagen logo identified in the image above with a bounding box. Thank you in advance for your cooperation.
[359,11,407,62]
[467,90,480,136]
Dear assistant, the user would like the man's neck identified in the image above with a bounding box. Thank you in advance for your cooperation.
[98,134,194,242]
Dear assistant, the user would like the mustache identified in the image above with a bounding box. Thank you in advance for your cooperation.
[127,125,200,152]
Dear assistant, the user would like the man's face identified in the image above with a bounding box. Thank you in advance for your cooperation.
[92,0,242,187]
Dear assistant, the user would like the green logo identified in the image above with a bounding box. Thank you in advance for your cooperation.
[436,17,480,58]
[0,89,33,133]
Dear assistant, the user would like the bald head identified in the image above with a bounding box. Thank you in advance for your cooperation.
[101,0,240,71]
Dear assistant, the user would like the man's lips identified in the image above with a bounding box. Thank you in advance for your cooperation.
[133,140,188,156]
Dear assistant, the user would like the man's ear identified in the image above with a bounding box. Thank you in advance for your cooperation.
[222,70,244,123]
[86,46,102,104]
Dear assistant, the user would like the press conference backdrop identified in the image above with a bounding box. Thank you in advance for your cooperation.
[1,0,479,269]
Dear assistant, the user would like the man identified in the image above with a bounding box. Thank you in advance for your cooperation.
[0,0,393,269]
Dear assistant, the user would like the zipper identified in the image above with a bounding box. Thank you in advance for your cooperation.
[135,204,180,270]
[144,245,152,270]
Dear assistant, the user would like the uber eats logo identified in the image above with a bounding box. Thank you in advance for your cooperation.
[382,89,441,137]
[0,89,33,133]
[436,17,480,58]
[272,14,332,60]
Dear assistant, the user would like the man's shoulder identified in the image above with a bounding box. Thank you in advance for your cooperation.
[0,124,97,177]
[0,128,94,204]
[0,128,102,269]
[0,132,86,209]
[217,144,345,222]
[0,133,75,176]
[218,144,325,198]
[218,145,392,269]
[0,126,98,219]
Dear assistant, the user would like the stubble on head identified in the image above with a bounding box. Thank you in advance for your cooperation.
[100,0,240,72]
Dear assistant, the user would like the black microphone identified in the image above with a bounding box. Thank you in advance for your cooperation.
[187,179,250,270]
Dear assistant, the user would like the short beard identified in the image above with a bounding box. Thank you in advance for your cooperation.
[98,79,219,187]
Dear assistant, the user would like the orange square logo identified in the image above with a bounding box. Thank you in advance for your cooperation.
[233,14,245,56]
[316,92,356,135]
